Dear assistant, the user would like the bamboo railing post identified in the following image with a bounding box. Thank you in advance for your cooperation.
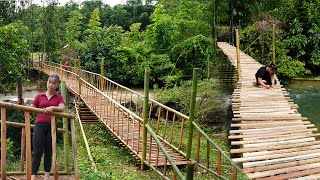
[51,116,58,180]
[70,119,80,180]
[20,127,26,172]
[100,58,104,91]
[186,68,199,160]
[61,82,70,174]
[1,108,7,180]
[59,62,62,77]
[141,67,150,170]
[78,75,81,96]
[272,23,276,64]
[236,29,240,79]
[25,112,31,180]
[186,68,199,179]
[186,162,195,180]
[78,56,81,69]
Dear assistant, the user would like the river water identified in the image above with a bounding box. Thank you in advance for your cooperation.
[284,80,320,127]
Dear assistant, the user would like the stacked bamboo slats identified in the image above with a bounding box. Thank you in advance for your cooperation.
[218,42,320,179]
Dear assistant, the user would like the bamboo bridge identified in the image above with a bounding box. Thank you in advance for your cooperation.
[218,42,320,179]
[4,41,317,179]
[24,61,242,179]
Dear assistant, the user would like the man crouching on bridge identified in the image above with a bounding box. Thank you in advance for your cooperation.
[255,63,278,89]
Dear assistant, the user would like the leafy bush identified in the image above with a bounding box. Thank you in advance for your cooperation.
[155,79,231,130]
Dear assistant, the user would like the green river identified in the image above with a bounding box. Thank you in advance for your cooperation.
[285,80,320,127]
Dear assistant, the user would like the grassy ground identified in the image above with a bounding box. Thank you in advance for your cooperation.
[75,123,160,180]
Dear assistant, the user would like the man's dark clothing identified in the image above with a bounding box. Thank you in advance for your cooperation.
[255,67,277,85]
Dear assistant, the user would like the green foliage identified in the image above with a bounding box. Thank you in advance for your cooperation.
[0,22,29,92]
[3,138,15,163]
[65,10,84,50]
[155,79,230,127]
[277,57,311,78]
[172,35,214,80]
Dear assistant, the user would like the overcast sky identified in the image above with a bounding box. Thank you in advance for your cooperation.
[32,0,126,7]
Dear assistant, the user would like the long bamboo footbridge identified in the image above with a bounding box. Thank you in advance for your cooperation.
[26,61,243,179]
[218,42,320,179]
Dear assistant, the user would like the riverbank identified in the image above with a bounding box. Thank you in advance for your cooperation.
[293,76,320,81]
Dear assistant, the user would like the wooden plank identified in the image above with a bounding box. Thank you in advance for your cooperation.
[242,144,320,158]
[231,134,319,145]
[243,137,315,148]
[229,124,314,134]
[231,141,320,154]
[231,117,308,121]
[234,148,320,163]
[256,167,320,180]
[244,157,320,174]
[229,128,318,140]
[248,162,320,179]
[242,152,320,168]
[231,121,308,128]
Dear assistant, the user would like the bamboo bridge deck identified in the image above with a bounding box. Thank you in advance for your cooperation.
[218,42,320,179]
[34,63,191,177]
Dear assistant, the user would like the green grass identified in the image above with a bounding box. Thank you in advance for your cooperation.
[76,123,160,180]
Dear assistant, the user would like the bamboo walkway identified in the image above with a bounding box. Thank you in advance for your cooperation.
[218,42,320,179]
[34,63,190,177]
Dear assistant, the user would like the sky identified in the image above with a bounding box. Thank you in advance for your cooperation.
[32,0,126,7]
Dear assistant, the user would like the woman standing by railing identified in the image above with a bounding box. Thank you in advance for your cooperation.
[30,74,65,180]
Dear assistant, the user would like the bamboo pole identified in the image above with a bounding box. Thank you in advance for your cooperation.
[186,68,199,160]
[25,112,31,180]
[186,162,195,180]
[1,108,7,180]
[78,75,81,96]
[61,82,70,174]
[51,116,58,180]
[70,119,79,180]
[236,29,240,78]
[17,77,23,105]
[20,128,26,172]
[59,62,62,77]
[75,106,97,171]
[186,68,199,179]
[141,67,150,170]
[272,23,276,64]
[100,58,104,91]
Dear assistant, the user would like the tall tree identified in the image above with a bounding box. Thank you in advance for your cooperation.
[65,10,84,50]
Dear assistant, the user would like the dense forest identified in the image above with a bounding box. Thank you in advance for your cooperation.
[1,0,320,93]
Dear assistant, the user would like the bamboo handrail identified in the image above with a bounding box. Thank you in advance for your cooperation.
[0,101,74,119]
[2,121,66,132]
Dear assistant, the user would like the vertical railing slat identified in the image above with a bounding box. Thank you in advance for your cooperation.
[25,111,32,180]
[1,108,7,180]
[71,119,80,180]
[51,116,58,180]
[20,127,26,172]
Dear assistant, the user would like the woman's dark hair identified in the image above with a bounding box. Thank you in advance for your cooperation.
[269,63,277,72]
[48,74,60,92]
